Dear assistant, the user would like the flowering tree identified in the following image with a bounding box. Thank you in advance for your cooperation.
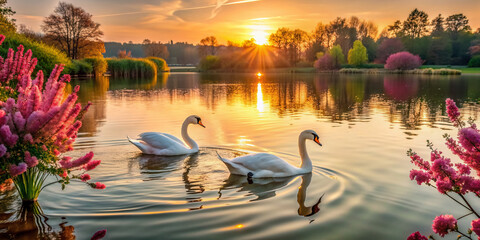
[0,34,104,202]
[385,51,422,70]
[407,98,480,239]
[314,53,335,70]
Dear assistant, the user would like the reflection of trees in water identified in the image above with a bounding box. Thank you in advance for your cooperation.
[78,73,480,135]
[0,196,75,239]
[72,76,109,137]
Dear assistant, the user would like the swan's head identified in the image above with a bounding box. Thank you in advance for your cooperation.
[302,130,322,147]
[188,115,206,128]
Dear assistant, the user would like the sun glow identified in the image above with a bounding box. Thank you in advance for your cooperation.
[251,30,268,45]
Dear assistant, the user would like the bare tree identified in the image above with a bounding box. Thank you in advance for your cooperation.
[142,39,169,59]
[199,36,218,56]
[42,2,103,59]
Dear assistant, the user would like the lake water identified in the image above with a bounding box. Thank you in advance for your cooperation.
[1,72,480,239]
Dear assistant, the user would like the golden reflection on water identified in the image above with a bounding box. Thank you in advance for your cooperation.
[256,82,265,112]
[70,73,480,141]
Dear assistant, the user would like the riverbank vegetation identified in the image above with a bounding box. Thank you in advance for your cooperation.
[193,8,479,73]
[0,1,168,79]
[106,58,157,78]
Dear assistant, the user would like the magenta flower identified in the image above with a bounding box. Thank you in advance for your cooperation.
[24,151,39,168]
[95,182,106,189]
[446,98,460,124]
[68,152,94,169]
[435,178,453,194]
[0,144,6,157]
[407,231,428,240]
[471,219,480,237]
[59,170,67,178]
[85,160,101,171]
[91,229,107,240]
[458,127,480,153]
[81,174,91,182]
[432,215,457,237]
[0,34,5,45]
[9,163,27,177]
[409,170,431,185]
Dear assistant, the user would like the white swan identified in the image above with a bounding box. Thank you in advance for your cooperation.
[216,130,322,178]
[128,115,205,156]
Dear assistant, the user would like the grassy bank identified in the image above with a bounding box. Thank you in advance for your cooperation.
[421,65,480,74]
[339,68,461,75]
[146,57,170,72]
[106,58,157,78]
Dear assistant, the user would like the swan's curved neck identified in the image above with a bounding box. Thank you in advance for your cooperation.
[181,119,198,150]
[298,134,313,172]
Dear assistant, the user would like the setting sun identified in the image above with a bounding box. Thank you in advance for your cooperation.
[251,30,268,45]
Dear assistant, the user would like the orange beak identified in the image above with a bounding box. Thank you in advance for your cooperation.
[198,120,206,128]
[314,137,322,146]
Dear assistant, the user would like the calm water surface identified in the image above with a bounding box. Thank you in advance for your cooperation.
[2,73,480,239]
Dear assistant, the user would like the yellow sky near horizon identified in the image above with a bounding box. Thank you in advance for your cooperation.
[9,0,480,44]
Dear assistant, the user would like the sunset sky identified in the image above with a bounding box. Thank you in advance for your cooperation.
[10,0,480,44]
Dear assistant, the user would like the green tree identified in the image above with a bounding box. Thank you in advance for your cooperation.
[0,0,15,32]
[387,20,403,38]
[431,14,445,36]
[362,37,377,62]
[446,14,471,38]
[347,40,368,66]
[402,8,429,38]
[329,45,345,68]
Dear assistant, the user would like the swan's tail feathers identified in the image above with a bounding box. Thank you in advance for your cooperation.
[128,136,149,153]
[215,151,225,161]
[215,151,246,175]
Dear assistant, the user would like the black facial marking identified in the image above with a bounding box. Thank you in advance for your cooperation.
[195,117,201,123]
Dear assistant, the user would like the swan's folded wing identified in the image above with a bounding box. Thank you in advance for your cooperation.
[231,153,291,172]
[160,133,184,144]
[139,132,186,149]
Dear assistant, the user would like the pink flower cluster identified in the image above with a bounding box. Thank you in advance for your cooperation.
[314,54,335,70]
[0,34,104,189]
[407,231,427,240]
[384,51,423,70]
[432,215,457,237]
[0,42,37,84]
[408,98,480,239]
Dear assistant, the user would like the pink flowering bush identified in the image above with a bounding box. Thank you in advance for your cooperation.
[0,34,104,202]
[385,51,423,70]
[408,98,480,239]
[314,54,336,70]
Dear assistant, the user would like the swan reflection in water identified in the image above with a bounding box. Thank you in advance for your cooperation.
[134,152,324,220]
[220,173,324,220]
[134,153,211,195]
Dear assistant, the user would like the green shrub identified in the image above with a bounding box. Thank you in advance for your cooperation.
[69,60,93,75]
[198,55,221,71]
[106,58,157,78]
[146,57,170,72]
[0,32,71,75]
[348,40,368,66]
[330,45,345,68]
[83,57,108,77]
[469,56,480,68]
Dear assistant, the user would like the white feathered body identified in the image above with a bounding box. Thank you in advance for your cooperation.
[129,132,197,156]
[217,153,307,178]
